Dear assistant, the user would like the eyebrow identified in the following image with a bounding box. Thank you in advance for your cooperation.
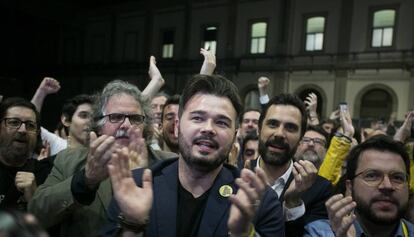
[190,110,232,122]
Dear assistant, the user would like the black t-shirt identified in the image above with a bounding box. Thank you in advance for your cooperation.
[0,157,53,211]
[176,181,210,237]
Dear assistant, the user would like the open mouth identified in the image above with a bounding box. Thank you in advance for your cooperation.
[193,137,218,153]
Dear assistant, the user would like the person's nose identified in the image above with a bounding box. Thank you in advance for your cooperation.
[120,116,132,129]
[200,119,216,136]
[378,174,394,190]
[17,123,28,133]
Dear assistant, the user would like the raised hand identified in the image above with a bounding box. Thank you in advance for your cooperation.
[200,48,216,75]
[31,77,61,112]
[257,77,270,97]
[142,56,165,100]
[305,93,318,114]
[148,56,163,82]
[284,160,317,208]
[394,111,414,142]
[329,109,340,120]
[84,132,117,188]
[38,77,61,95]
[339,105,355,138]
[37,141,51,161]
[325,194,357,237]
[15,171,37,201]
[228,167,268,236]
[108,147,153,225]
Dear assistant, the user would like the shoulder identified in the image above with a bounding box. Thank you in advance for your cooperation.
[53,147,89,171]
[150,148,178,160]
[131,158,179,184]
[402,219,414,235]
[304,219,334,237]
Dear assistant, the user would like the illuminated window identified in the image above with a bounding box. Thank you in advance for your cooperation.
[371,9,395,47]
[250,22,267,54]
[202,26,217,55]
[305,17,325,51]
[162,30,174,58]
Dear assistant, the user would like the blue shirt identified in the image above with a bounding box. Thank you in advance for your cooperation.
[304,219,414,237]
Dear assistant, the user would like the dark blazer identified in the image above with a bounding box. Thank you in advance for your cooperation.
[101,158,285,237]
[29,146,177,237]
[250,159,334,237]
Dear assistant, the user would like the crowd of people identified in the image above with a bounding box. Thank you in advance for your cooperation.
[0,48,414,237]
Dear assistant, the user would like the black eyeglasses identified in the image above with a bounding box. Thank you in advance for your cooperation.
[101,113,145,125]
[300,137,326,147]
[2,118,38,133]
[353,169,408,189]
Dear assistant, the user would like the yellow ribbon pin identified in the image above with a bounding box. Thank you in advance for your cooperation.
[219,185,233,197]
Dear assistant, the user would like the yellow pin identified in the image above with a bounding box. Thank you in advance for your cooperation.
[219,185,233,197]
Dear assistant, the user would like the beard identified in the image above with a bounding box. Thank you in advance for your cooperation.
[163,131,178,152]
[259,136,297,166]
[178,132,232,173]
[0,132,33,167]
[353,191,407,225]
[295,150,322,168]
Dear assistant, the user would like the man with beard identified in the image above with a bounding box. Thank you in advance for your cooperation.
[0,97,52,210]
[295,125,329,169]
[251,93,333,237]
[305,135,414,237]
[28,80,177,237]
[101,75,284,237]
[160,94,180,153]
[233,109,261,168]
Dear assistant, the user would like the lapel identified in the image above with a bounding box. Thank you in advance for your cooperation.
[279,172,294,202]
[153,160,179,237]
[198,166,237,237]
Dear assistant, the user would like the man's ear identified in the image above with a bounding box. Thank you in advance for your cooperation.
[345,180,352,197]
[61,115,70,128]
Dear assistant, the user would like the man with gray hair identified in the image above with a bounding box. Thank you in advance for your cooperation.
[28,80,177,237]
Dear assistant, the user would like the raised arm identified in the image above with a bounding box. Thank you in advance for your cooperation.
[318,106,354,185]
[199,48,216,75]
[394,111,414,143]
[305,92,319,125]
[142,56,165,100]
[31,77,61,112]
[258,77,270,107]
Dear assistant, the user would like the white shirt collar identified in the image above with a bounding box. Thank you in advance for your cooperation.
[256,156,293,197]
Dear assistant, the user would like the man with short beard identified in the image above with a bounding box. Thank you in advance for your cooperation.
[101,75,284,237]
[0,97,52,210]
[295,125,329,169]
[160,94,180,153]
[251,93,333,237]
[305,135,414,237]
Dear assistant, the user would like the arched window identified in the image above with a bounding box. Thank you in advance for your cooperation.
[298,88,323,116]
[360,89,392,119]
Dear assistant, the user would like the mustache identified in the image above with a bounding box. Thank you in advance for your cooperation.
[115,129,129,139]
[14,133,28,142]
[266,136,289,150]
[371,195,399,205]
[193,135,219,148]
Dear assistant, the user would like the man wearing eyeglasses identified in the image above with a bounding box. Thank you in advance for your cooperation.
[295,125,329,169]
[305,135,414,237]
[29,80,177,237]
[0,97,52,210]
